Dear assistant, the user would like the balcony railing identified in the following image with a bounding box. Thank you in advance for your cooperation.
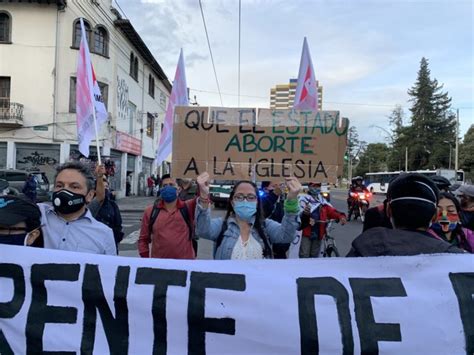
[0,102,24,127]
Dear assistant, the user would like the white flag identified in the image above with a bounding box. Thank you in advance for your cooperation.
[76,18,108,158]
[293,37,319,111]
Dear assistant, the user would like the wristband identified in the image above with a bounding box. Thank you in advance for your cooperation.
[284,198,299,214]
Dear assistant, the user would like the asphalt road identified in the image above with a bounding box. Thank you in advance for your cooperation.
[118,190,385,259]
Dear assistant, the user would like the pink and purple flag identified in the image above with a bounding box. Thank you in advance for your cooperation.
[156,49,189,166]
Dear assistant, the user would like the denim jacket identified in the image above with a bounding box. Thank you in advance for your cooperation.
[195,203,299,259]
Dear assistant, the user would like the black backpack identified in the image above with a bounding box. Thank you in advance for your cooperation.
[148,200,196,252]
[96,199,124,246]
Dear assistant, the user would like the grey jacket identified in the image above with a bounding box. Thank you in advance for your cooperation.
[195,203,299,260]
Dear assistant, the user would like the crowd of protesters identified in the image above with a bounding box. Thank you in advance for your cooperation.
[0,161,473,258]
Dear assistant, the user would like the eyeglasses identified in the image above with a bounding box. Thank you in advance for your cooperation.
[233,193,258,202]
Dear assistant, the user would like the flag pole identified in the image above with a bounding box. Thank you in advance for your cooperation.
[92,107,102,165]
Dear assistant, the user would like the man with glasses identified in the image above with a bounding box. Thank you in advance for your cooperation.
[138,174,197,259]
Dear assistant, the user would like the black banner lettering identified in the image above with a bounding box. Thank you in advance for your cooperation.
[297,277,354,355]
[349,278,407,354]
[26,263,80,354]
[449,272,474,355]
[135,267,187,355]
[188,272,246,355]
[0,264,25,354]
[81,264,130,354]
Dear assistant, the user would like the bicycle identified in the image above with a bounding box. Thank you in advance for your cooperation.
[311,219,341,257]
[321,221,340,257]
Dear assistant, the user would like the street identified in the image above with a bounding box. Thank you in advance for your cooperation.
[117,190,385,259]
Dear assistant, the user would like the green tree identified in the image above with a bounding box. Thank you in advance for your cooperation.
[460,124,474,181]
[343,126,366,178]
[355,143,390,176]
[404,57,456,169]
[388,104,404,133]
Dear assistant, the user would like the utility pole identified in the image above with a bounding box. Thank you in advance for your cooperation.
[405,147,408,171]
[455,108,459,172]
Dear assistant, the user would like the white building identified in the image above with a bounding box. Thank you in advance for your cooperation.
[0,0,172,197]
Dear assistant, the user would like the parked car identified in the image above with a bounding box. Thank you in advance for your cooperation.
[209,180,234,208]
[0,169,50,202]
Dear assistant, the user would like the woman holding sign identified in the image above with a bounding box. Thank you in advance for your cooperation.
[195,172,301,259]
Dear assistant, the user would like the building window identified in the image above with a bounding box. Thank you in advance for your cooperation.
[72,18,91,48]
[134,57,139,81]
[148,75,155,98]
[130,52,139,81]
[146,112,155,138]
[0,77,11,109]
[129,52,134,76]
[0,12,11,43]
[69,77,109,113]
[159,91,167,109]
[93,26,108,56]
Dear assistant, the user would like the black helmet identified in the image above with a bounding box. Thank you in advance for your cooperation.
[430,175,451,191]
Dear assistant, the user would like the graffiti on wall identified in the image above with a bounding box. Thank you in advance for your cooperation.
[17,151,58,167]
[16,149,60,182]
[117,76,129,122]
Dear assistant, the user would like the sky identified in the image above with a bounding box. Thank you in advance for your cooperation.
[118,0,473,144]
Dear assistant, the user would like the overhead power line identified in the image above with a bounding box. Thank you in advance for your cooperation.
[198,0,224,106]
[238,0,241,107]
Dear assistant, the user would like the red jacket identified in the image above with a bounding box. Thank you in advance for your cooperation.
[301,205,346,240]
[138,198,196,259]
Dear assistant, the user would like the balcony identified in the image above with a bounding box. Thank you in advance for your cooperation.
[0,102,24,128]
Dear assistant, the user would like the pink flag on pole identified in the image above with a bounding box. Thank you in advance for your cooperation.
[156,49,188,166]
[76,18,108,158]
[293,37,319,111]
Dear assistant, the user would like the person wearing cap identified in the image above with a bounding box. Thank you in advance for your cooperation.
[0,195,43,247]
[347,173,465,256]
[37,161,116,255]
[430,175,451,193]
[455,184,474,231]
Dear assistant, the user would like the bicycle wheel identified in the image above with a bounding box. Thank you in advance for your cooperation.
[324,246,340,257]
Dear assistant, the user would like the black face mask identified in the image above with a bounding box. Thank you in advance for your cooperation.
[52,189,86,215]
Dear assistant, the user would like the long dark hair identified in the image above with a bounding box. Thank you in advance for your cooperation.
[222,180,273,258]
[437,192,472,252]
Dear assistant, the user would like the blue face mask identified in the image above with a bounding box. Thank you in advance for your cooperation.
[233,201,257,222]
[160,186,177,203]
[309,187,320,196]
[0,233,26,246]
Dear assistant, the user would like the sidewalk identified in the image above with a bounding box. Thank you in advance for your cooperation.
[116,196,156,212]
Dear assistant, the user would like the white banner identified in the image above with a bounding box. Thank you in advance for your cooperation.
[0,245,472,354]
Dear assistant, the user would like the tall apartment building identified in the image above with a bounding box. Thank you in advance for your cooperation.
[270,78,323,109]
[0,0,172,197]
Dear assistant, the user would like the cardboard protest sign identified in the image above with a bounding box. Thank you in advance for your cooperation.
[172,107,348,183]
[0,246,472,354]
